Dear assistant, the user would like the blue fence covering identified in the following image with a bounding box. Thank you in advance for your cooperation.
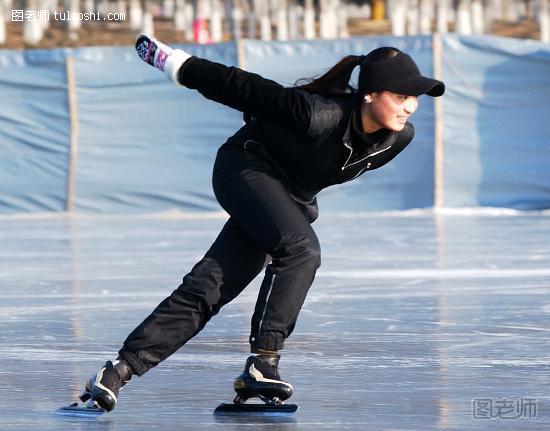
[0,49,72,212]
[71,43,240,213]
[441,35,550,210]
[0,35,549,213]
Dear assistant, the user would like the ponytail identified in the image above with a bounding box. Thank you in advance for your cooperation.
[294,55,364,97]
[295,48,402,97]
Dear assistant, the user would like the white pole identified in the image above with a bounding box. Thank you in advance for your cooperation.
[436,0,448,33]
[0,3,5,45]
[320,0,338,38]
[502,0,518,21]
[39,0,50,30]
[471,0,484,33]
[456,0,472,34]
[275,0,288,40]
[407,0,420,35]
[83,0,94,17]
[433,33,444,209]
[164,0,175,17]
[68,0,81,31]
[390,0,407,36]
[3,0,12,24]
[540,0,549,43]
[211,0,223,41]
[65,56,79,212]
[23,20,43,45]
[141,0,154,35]
[232,0,243,40]
[129,0,143,30]
[247,0,256,38]
[332,0,339,38]
[258,0,271,39]
[303,0,315,39]
[337,2,349,38]
[491,0,503,19]
[484,0,495,31]
[184,0,193,39]
[319,0,329,38]
[419,0,433,34]
[174,0,185,30]
[256,0,270,40]
[260,13,271,39]
[288,3,300,39]
[23,0,43,44]
[142,9,154,35]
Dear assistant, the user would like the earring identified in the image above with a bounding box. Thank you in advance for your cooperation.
[365,95,372,103]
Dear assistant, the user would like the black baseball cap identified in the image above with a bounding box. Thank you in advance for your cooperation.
[358,52,445,97]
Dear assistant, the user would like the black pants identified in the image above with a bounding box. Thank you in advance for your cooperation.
[119,143,321,376]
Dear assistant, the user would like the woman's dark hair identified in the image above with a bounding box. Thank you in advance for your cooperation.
[295,47,402,97]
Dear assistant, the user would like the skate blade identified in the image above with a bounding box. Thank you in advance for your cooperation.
[214,402,298,416]
[56,403,106,417]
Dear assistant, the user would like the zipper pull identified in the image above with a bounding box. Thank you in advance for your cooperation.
[342,140,353,170]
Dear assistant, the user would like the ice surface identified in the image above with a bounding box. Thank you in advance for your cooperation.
[0,211,549,430]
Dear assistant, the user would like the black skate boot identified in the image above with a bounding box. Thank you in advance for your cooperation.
[233,355,293,405]
[214,355,298,415]
[80,360,132,412]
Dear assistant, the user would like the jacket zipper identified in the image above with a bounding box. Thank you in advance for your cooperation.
[342,141,353,169]
[341,144,392,171]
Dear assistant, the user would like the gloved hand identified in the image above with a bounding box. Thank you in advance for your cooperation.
[135,34,191,86]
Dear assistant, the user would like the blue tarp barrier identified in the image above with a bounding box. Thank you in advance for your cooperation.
[0,35,549,213]
[441,35,550,209]
[0,49,72,212]
[72,43,240,213]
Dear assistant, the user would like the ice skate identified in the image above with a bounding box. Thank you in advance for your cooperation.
[233,355,293,404]
[58,360,132,416]
[80,360,132,412]
[214,355,298,415]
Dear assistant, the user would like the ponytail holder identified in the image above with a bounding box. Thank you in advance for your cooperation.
[356,55,366,66]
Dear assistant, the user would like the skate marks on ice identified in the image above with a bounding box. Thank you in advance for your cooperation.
[1,213,550,430]
[213,407,298,425]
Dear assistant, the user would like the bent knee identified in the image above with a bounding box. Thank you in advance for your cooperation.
[275,234,321,268]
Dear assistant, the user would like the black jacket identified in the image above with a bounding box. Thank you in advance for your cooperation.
[179,57,415,202]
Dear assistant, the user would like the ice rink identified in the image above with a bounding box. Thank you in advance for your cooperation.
[1,210,549,430]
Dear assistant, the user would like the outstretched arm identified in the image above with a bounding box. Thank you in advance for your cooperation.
[136,34,312,134]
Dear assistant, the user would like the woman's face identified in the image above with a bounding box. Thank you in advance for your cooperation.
[361,91,419,133]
